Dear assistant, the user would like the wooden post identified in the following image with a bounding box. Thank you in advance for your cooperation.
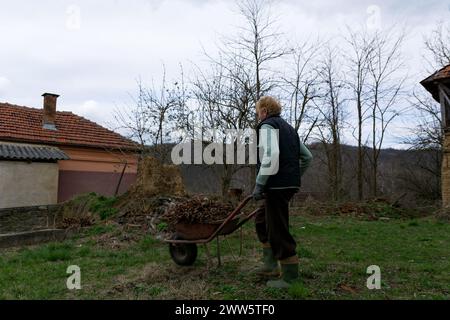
[440,85,450,207]
[114,161,128,197]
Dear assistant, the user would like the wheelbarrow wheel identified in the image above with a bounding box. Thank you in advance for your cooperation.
[169,243,197,266]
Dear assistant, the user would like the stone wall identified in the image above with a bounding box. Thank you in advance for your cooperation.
[0,229,67,249]
[0,205,62,234]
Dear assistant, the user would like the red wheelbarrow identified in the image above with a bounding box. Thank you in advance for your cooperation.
[164,195,259,266]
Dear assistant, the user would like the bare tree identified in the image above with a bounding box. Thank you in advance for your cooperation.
[424,22,450,70]
[171,64,192,140]
[197,0,289,190]
[407,90,444,150]
[344,27,375,200]
[367,30,406,197]
[113,64,187,160]
[229,0,290,109]
[314,46,347,201]
[397,148,442,201]
[404,90,443,199]
[113,80,153,156]
[281,40,322,143]
[192,55,255,197]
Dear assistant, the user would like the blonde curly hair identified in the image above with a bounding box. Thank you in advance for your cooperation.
[256,96,282,116]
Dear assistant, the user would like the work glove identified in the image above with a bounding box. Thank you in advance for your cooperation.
[252,183,265,201]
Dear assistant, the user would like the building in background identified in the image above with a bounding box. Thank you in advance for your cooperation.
[421,64,450,207]
[0,93,139,209]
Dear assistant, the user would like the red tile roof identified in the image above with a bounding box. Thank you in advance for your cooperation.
[0,103,139,151]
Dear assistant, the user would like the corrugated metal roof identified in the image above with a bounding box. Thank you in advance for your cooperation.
[0,144,70,161]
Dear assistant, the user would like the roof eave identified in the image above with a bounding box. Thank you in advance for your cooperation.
[0,137,141,153]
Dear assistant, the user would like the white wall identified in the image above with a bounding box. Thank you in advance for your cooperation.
[0,161,59,209]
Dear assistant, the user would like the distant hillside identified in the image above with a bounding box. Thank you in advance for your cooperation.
[143,142,441,207]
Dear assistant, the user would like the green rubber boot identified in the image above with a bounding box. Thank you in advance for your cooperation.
[255,247,280,276]
[266,262,299,289]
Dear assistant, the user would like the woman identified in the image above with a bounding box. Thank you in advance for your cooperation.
[252,96,313,289]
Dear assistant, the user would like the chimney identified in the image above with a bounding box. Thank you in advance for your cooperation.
[42,93,59,130]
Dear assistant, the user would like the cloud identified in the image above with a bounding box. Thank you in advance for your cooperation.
[0,0,447,148]
[0,77,11,91]
[61,100,115,126]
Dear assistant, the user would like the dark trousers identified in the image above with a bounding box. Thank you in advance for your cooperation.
[254,188,298,260]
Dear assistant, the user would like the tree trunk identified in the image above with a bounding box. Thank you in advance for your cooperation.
[221,168,233,199]
[357,98,364,200]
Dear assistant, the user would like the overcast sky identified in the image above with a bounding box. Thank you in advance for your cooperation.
[0,0,449,148]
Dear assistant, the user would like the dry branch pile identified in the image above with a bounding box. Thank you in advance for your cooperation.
[117,157,235,228]
[162,196,234,225]
[59,157,237,237]
[129,157,185,197]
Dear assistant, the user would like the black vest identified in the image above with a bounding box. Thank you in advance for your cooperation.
[256,114,301,189]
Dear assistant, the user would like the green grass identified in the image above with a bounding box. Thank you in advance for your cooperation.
[157,222,168,232]
[0,215,449,300]
[89,195,118,220]
[85,224,117,236]
[288,282,310,299]
[62,193,119,221]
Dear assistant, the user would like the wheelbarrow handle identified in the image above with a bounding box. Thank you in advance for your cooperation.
[236,195,254,212]
[217,195,252,228]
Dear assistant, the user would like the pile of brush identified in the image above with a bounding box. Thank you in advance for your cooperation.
[162,196,234,225]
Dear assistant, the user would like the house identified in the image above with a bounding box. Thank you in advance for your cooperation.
[0,93,139,209]
[421,64,450,207]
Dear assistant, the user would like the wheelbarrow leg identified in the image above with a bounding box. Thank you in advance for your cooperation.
[216,236,221,267]
[204,243,212,269]
[239,227,243,256]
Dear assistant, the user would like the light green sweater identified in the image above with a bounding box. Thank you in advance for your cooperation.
[256,123,313,188]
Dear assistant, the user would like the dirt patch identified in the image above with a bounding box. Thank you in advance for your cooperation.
[106,262,214,299]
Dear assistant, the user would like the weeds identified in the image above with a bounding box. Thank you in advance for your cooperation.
[89,195,118,220]
[288,282,309,299]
